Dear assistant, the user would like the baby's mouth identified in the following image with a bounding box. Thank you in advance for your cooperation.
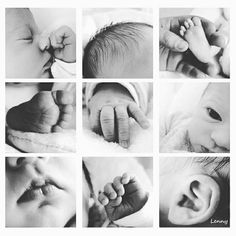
[17,178,62,204]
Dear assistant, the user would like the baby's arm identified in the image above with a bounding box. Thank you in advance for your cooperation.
[98,173,149,222]
[87,83,150,148]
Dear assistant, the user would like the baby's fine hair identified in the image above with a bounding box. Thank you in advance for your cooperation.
[83,22,152,78]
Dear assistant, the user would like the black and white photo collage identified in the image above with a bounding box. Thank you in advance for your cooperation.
[1,2,233,234]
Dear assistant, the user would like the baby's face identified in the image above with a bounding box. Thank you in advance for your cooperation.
[6,157,76,227]
[187,83,230,153]
[6,9,53,78]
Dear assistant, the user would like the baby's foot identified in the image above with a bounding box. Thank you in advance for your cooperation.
[6,90,73,133]
[180,17,220,76]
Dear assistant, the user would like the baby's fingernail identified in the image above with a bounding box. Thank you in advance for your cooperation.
[120,141,129,148]
[176,40,188,51]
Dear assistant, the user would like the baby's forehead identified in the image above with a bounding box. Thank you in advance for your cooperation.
[202,83,229,100]
[6,8,34,31]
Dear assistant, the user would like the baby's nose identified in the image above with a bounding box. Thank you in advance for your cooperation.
[211,124,230,151]
[6,157,49,168]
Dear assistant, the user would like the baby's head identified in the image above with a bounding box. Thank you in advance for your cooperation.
[160,156,229,227]
[6,8,53,78]
[83,22,153,78]
[6,156,76,227]
[187,82,230,153]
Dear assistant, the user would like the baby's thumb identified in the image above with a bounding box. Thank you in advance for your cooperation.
[38,34,51,51]
[160,28,188,52]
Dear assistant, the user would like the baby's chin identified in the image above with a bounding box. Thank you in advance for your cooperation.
[7,210,73,227]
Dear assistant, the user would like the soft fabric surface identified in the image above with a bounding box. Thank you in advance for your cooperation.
[6,128,76,153]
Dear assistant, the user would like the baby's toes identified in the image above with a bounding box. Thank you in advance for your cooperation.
[192,16,202,27]
[113,176,125,196]
[104,183,117,200]
[98,192,109,206]
[52,90,74,106]
[180,26,187,36]
[186,18,194,27]
[184,20,190,29]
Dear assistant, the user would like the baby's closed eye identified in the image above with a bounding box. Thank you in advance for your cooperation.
[16,28,33,42]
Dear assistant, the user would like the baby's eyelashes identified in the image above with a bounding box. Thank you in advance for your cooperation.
[206,107,222,121]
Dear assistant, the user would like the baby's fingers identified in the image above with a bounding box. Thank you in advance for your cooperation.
[121,173,131,185]
[107,196,122,207]
[50,32,64,49]
[100,105,115,142]
[38,34,51,51]
[52,26,76,45]
[115,104,129,148]
[89,107,101,134]
[176,61,208,78]
[104,183,117,200]
[98,192,109,206]
[128,103,150,129]
[113,176,125,196]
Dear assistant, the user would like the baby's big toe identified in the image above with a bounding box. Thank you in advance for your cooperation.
[192,16,202,27]
[52,90,74,105]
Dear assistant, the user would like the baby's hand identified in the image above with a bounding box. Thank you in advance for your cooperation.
[88,83,149,148]
[49,26,76,63]
[98,173,149,221]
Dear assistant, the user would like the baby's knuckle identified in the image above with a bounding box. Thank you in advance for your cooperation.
[101,117,113,124]
[117,115,128,122]
[119,129,129,137]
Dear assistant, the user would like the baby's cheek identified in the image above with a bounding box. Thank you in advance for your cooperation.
[219,46,230,76]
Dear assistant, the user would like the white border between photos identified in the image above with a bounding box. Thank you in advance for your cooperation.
[0,0,235,236]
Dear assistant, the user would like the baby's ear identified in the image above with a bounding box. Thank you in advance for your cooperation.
[168,175,220,226]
